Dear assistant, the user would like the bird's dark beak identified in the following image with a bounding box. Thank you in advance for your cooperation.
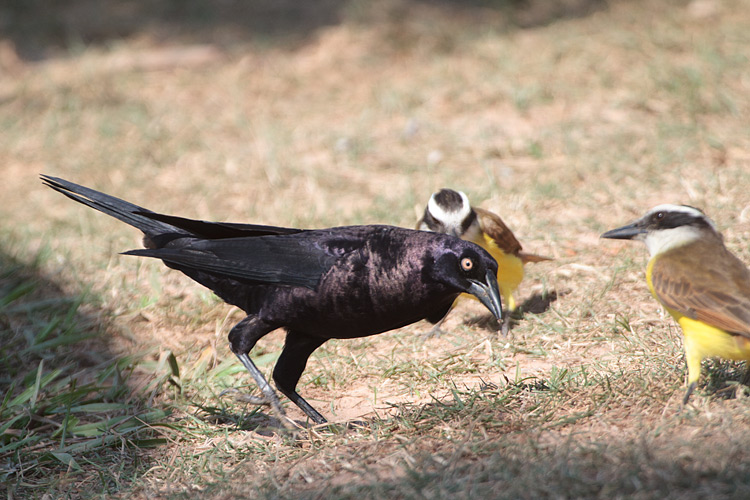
[467,270,503,321]
[600,222,645,240]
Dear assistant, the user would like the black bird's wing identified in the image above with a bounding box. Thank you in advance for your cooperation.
[136,211,302,239]
[125,230,363,290]
[650,239,750,337]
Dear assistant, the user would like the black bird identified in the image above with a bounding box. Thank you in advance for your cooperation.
[42,175,503,425]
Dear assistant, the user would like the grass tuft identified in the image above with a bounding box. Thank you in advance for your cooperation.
[0,248,177,497]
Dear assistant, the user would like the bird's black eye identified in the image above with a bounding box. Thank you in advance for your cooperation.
[650,211,665,225]
[460,257,474,272]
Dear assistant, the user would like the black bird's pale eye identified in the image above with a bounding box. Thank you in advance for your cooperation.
[460,257,474,272]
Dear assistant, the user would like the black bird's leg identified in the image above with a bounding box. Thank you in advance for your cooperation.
[422,311,450,339]
[273,331,328,424]
[421,298,457,339]
[227,316,290,425]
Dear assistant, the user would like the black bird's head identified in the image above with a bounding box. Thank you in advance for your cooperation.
[429,237,503,321]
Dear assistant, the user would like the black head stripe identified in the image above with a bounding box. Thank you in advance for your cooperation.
[421,207,442,231]
[652,208,712,231]
[460,208,478,234]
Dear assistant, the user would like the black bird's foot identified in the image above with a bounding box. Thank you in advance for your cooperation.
[220,387,301,430]
[232,352,303,430]
[307,419,371,435]
[420,312,451,339]
[220,387,271,406]
[420,324,449,339]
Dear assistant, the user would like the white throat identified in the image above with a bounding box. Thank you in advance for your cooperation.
[643,225,704,256]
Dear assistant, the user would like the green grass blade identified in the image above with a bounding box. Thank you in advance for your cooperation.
[7,367,64,408]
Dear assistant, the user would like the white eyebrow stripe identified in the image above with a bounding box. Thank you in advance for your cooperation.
[427,191,472,225]
[646,204,717,231]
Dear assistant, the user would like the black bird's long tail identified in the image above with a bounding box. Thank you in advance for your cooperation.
[40,175,178,242]
[42,175,302,246]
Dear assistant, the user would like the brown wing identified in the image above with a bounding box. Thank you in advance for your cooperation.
[650,238,750,337]
[475,207,553,262]
[475,207,523,256]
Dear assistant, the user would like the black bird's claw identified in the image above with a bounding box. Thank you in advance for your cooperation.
[219,387,301,431]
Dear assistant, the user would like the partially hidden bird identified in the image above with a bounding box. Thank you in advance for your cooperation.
[42,175,503,425]
[602,204,750,404]
[417,188,551,334]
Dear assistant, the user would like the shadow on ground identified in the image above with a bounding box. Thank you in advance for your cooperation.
[239,426,750,499]
[0,247,108,394]
[463,289,560,333]
[2,0,608,61]
[0,246,167,497]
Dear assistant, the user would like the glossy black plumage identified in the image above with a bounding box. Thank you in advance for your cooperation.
[42,175,503,425]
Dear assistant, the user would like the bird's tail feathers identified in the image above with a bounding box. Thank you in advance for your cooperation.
[519,252,553,264]
[41,174,176,238]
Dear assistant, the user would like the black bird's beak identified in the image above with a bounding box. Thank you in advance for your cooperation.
[467,270,503,321]
[600,222,645,240]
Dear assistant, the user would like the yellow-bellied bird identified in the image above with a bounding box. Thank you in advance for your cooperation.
[417,188,551,334]
[602,204,750,404]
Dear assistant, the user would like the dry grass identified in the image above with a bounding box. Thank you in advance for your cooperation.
[2,0,750,498]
